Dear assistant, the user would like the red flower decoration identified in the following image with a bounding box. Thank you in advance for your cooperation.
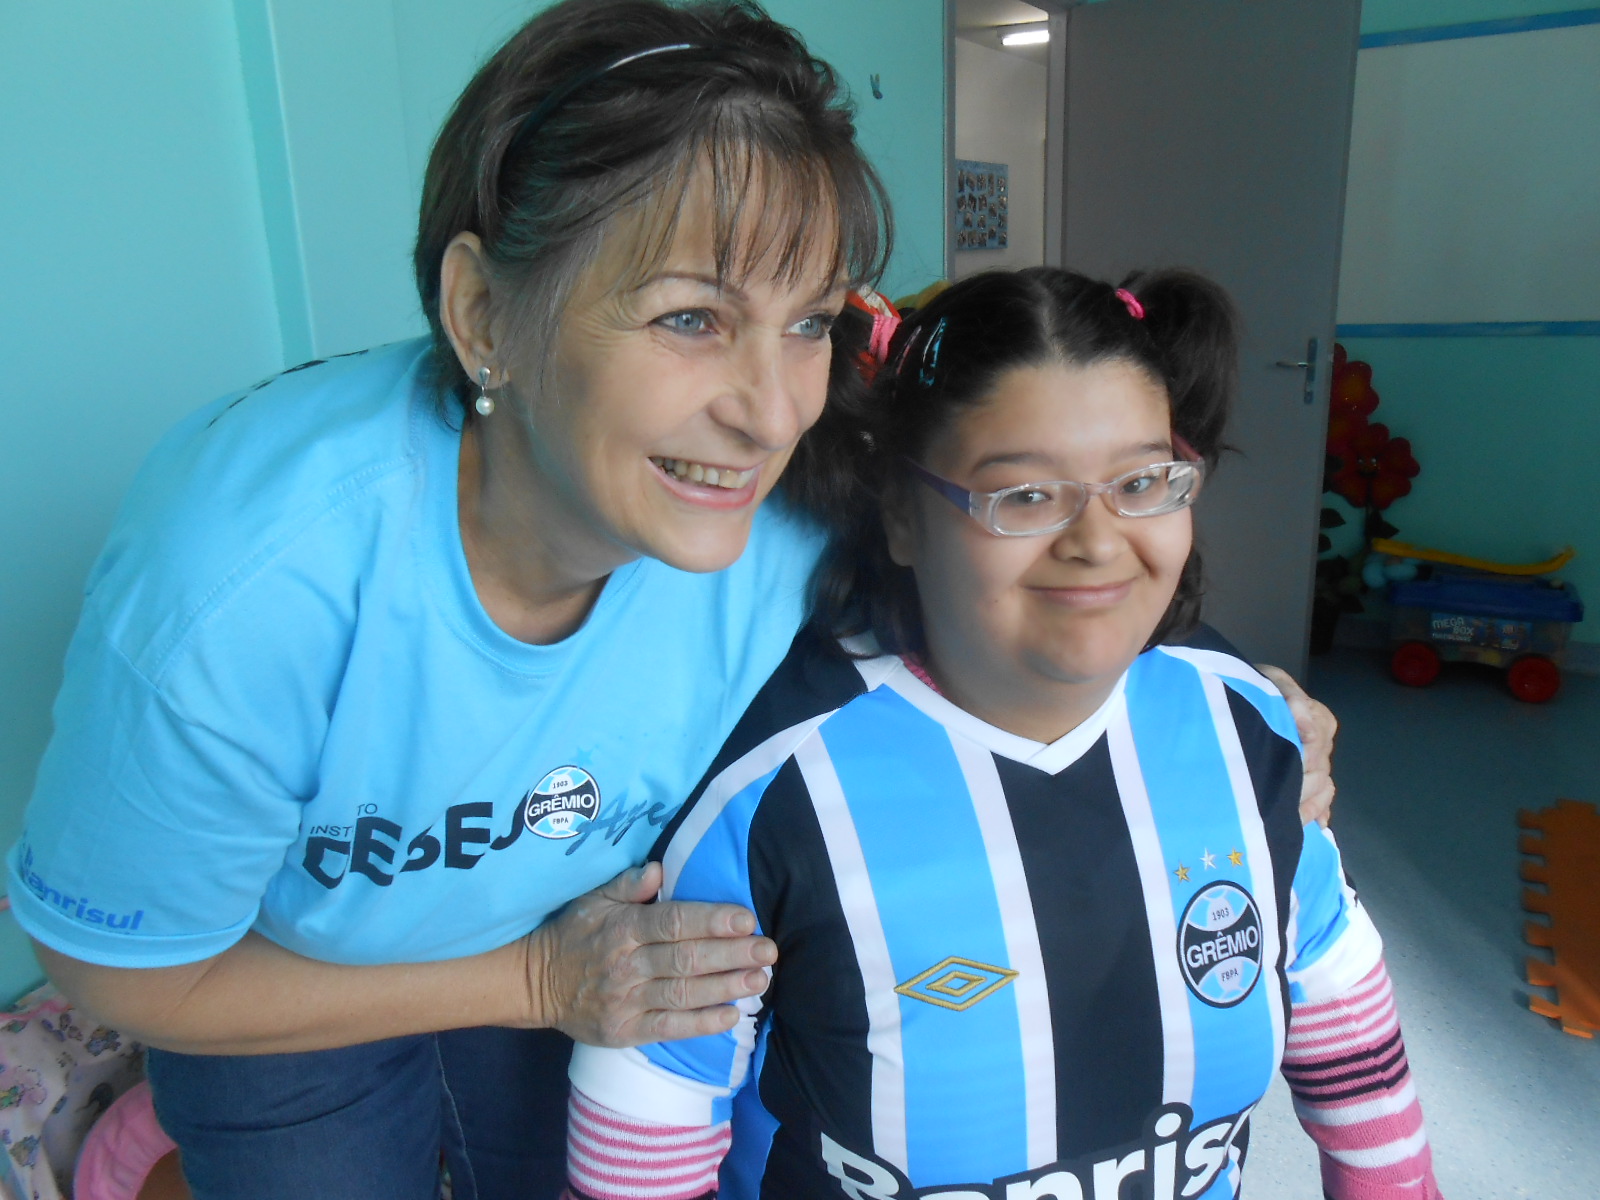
[1328,416,1420,510]
[1330,357,1379,418]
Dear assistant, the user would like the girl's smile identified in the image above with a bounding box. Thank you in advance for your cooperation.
[1029,578,1138,608]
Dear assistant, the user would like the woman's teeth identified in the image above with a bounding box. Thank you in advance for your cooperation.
[652,458,756,490]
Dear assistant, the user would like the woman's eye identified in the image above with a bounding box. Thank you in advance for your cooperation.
[790,313,836,339]
[656,309,715,335]
[1120,474,1157,496]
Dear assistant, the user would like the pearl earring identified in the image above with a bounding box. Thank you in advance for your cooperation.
[475,366,495,417]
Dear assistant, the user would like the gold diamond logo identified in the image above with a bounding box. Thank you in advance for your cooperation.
[894,956,1018,1012]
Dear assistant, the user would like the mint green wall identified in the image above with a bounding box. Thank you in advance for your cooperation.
[0,2,946,1004]
[0,3,285,1002]
[1333,337,1600,635]
[764,0,947,296]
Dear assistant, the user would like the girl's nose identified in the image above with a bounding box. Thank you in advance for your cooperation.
[1050,493,1128,565]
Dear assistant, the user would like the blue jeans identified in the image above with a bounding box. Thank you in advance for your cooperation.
[146,1026,572,1200]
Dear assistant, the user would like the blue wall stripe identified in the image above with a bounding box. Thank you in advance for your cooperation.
[1359,8,1600,48]
[1337,321,1600,338]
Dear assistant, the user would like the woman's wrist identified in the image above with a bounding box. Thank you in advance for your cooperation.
[510,920,560,1030]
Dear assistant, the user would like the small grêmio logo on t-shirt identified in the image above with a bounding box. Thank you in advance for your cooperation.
[524,766,602,839]
[300,766,674,890]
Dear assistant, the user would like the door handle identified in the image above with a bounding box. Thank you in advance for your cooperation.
[1275,338,1320,405]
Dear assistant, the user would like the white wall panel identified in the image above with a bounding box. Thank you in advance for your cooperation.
[1338,23,1600,324]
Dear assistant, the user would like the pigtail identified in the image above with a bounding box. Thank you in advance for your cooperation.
[1118,269,1238,471]
[780,302,877,523]
[1120,269,1239,647]
[798,306,936,657]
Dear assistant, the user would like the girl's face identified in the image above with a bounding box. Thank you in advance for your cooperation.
[886,359,1193,738]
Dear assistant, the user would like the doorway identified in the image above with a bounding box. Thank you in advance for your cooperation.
[948,0,1051,280]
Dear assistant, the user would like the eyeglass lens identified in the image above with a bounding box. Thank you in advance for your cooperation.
[990,464,1200,534]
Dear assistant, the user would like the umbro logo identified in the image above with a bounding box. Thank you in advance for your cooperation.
[894,956,1017,1011]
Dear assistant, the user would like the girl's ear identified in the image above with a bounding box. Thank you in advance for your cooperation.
[881,478,919,568]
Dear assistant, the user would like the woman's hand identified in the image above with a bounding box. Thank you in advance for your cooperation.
[1256,665,1338,828]
[527,862,776,1047]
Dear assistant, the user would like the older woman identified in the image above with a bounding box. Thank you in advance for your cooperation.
[6,1,1334,1198]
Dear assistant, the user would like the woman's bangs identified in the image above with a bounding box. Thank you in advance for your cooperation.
[694,113,888,292]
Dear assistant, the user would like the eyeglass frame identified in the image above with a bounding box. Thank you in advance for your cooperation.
[902,455,1207,538]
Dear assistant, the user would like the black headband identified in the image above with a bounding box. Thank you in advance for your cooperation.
[505,42,708,164]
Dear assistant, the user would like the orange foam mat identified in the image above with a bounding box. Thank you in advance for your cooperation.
[1520,798,1600,1038]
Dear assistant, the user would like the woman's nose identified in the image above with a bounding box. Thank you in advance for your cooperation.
[713,335,807,451]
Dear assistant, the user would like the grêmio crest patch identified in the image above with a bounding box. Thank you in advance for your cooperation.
[525,766,602,840]
[1177,882,1263,1007]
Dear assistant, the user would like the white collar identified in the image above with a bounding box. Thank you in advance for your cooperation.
[848,647,1126,777]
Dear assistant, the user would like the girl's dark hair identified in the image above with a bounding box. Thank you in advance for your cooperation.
[801,266,1239,655]
[415,0,891,416]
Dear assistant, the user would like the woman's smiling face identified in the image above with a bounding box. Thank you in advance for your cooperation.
[511,186,847,576]
[887,358,1193,737]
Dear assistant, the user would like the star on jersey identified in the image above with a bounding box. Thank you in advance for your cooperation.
[1201,849,1217,870]
[1174,863,1191,882]
[1228,848,1245,867]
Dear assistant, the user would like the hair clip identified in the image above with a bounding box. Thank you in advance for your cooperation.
[846,290,903,381]
[1115,288,1146,321]
[919,317,948,388]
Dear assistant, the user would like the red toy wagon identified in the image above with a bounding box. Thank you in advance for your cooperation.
[1377,540,1584,703]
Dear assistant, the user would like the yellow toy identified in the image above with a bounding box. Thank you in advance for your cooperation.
[1370,538,1574,578]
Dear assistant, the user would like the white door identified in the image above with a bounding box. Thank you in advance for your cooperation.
[1052,0,1362,673]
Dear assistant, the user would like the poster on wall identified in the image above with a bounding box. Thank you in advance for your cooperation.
[953,159,1009,252]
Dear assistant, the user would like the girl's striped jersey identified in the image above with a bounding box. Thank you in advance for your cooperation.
[570,629,1383,1200]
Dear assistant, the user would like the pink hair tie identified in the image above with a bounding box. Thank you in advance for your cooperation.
[1115,288,1145,320]
[870,309,900,365]
[847,289,903,378]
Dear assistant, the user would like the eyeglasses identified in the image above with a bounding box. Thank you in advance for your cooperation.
[905,457,1206,537]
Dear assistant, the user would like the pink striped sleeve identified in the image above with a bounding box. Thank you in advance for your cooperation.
[565,1086,730,1200]
[1281,959,1444,1200]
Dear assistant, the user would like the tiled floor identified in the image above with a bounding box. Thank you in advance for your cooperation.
[1246,648,1600,1199]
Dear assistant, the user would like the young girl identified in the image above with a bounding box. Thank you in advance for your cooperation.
[561,269,1443,1200]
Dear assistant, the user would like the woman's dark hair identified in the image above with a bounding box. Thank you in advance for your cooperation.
[802,266,1239,655]
[415,0,891,415]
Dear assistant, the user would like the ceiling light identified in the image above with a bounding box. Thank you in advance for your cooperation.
[1000,24,1049,47]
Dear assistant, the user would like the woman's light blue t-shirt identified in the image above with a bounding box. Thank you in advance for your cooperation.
[6,339,825,969]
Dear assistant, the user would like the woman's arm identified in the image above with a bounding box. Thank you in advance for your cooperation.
[37,862,773,1056]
